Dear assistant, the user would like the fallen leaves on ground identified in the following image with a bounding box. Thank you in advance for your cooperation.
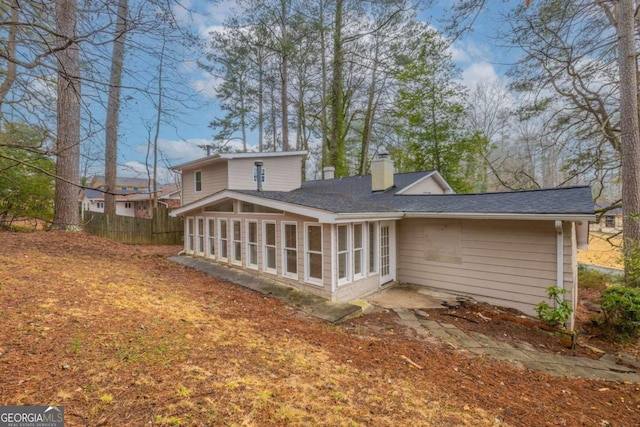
[1,231,638,426]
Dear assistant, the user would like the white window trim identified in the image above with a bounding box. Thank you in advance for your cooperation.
[368,221,379,275]
[337,224,350,286]
[231,219,242,266]
[282,221,298,280]
[304,223,323,286]
[194,170,202,192]
[195,217,205,256]
[262,221,277,275]
[218,218,229,262]
[206,217,216,259]
[186,217,195,255]
[246,220,259,270]
[353,222,365,281]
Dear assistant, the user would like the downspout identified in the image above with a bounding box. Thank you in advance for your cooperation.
[555,220,564,303]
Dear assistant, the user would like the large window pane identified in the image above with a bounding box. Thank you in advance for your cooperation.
[264,222,276,273]
[219,220,228,259]
[283,223,297,276]
[306,225,322,282]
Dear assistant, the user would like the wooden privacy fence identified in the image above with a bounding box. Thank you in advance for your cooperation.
[82,208,184,245]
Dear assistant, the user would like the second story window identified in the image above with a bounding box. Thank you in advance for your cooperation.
[194,170,202,192]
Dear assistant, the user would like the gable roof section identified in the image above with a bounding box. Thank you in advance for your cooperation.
[171,150,308,171]
[172,171,594,222]
[396,170,454,195]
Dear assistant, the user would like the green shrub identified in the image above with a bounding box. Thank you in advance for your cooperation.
[599,285,640,341]
[534,286,572,328]
[578,266,620,290]
[622,238,640,287]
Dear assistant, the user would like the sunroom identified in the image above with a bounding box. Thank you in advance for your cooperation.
[180,197,393,302]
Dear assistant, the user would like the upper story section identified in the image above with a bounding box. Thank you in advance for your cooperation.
[172,151,306,205]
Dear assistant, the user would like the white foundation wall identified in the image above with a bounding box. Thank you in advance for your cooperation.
[396,218,576,317]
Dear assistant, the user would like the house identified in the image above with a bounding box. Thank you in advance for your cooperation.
[86,175,154,192]
[592,204,623,233]
[170,151,594,329]
[80,184,181,218]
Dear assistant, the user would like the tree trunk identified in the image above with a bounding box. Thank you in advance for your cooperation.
[359,37,380,175]
[52,0,81,230]
[329,0,346,176]
[280,0,290,151]
[0,0,18,112]
[104,0,128,215]
[618,0,640,282]
[319,0,329,171]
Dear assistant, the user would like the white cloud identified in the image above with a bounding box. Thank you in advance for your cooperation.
[461,61,500,88]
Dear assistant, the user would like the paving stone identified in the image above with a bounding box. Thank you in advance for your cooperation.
[394,308,417,322]
[440,323,458,329]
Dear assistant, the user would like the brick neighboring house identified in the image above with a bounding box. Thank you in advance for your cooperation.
[170,151,594,329]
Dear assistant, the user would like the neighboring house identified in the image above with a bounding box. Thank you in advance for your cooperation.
[80,184,181,218]
[592,204,623,233]
[87,175,154,192]
[170,151,594,329]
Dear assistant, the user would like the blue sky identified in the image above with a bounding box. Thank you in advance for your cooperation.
[113,0,513,183]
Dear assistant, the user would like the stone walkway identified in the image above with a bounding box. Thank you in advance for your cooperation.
[393,308,640,382]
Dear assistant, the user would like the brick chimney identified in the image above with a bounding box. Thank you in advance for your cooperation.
[371,153,394,192]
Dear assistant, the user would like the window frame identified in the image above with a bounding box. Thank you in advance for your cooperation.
[218,219,228,262]
[304,223,323,286]
[262,221,277,275]
[206,218,216,259]
[246,220,259,270]
[196,217,205,256]
[352,223,365,281]
[231,219,242,265]
[337,224,350,286]
[186,217,195,254]
[194,170,202,192]
[368,222,378,274]
[282,221,298,279]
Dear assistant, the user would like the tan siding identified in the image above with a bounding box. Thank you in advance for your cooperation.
[334,276,379,301]
[401,176,446,195]
[182,163,228,205]
[397,218,574,317]
[227,157,302,191]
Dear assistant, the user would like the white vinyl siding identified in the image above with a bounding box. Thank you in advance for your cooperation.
[232,220,242,265]
[283,222,298,279]
[263,221,277,274]
[219,219,228,261]
[246,220,258,269]
[305,224,323,285]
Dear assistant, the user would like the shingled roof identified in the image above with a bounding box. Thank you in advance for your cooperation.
[232,172,594,216]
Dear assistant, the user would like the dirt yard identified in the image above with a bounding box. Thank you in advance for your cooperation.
[578,231,623,270]
[1,232,639,426]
